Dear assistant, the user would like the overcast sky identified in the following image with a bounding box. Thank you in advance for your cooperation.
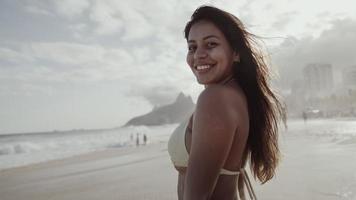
[1,0,356,134]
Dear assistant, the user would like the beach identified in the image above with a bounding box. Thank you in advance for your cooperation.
[1,119,356,200]
[0,142,177,200]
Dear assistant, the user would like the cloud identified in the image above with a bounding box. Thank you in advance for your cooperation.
[271,11,298,30]
[87,0,158,39]
[0,38,194,104]
[24,5,53,16]
[271,18,356,87]
[141,85,181,106]
[0,47,34,63]
[24,0,90,19]
[87,0,190,40]
[89,1,124,35]
[23,0,90,18]
[53,0,90,18]
[0,42,135,83]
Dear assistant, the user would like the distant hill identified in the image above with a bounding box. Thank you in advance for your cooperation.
[124,92,195,126]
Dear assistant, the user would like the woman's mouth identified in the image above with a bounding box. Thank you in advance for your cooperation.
[195,64,214,73]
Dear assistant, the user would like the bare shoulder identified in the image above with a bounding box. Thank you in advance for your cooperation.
[198,84,242,99]
[196,84,247,118]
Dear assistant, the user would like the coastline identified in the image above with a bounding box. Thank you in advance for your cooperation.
[0,142,177,200]
[1,119,356,200]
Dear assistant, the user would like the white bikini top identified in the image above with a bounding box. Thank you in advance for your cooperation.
[167,117,258,199]
[167,117,239,175]
[168,119,257,200]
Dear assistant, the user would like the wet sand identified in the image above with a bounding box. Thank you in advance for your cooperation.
[0,143,177,200]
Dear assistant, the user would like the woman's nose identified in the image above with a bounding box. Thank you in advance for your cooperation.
[194,47,207,60]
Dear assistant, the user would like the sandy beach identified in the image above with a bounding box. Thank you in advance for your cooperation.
[0,142,177,200]
[1,119,356,200]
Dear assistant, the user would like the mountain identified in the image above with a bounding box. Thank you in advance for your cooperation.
[124,92,195,126]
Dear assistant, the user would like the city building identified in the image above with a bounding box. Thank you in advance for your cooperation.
[343,65,356,89]
[303,63,334,98]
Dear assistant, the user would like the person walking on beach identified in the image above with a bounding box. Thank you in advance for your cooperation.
[136,133,140,147]
[302,111,308,124]
[143,134,147,145]
[168,6,285,200]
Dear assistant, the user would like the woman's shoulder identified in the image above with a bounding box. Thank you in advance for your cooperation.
[195,84,247,121]
[197,84,246,108]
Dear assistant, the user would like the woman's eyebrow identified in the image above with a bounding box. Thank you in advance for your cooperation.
[188,35,220,43]
[203,35,220,40]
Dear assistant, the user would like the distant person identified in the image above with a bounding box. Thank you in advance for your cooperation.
[167,6,286,200]
[303,111,308,124]
[130,133,133,142]
[136,133,140,147]
[143,134,147,145]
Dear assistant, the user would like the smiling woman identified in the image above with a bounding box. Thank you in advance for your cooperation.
[167,5,286,200]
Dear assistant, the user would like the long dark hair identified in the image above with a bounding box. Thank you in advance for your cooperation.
[184,5,286,183]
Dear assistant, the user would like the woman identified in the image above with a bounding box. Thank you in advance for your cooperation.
[168,5,285,200]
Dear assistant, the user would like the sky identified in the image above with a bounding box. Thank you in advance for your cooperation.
[1,0,356,134]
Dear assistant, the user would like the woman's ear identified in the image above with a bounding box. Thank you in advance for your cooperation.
[233,52,240,63]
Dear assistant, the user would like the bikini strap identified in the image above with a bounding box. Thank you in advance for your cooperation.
[238,168,257,200]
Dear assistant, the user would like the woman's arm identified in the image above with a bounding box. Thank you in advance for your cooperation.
[183,85,239,200]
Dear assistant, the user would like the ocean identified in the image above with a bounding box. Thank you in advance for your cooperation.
[0,124,179,171]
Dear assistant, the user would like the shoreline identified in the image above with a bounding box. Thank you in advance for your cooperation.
[1,120,356,200]
[0,141,177,200]
[0,141,167,173]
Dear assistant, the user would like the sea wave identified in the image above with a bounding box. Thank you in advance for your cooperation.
[0,124,179,170]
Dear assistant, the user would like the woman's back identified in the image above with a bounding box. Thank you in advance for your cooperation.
[175,82,250,199]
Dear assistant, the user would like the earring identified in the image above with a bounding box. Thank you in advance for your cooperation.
[233,58,240,64]
[233,54,240,63]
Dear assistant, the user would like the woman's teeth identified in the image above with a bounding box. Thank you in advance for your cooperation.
[196,65,211,70]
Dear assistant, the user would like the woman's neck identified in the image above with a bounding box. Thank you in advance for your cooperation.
[204,75,235,88]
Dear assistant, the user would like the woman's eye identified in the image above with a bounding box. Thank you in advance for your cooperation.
[207,42,218,48]
[188,45,196,52]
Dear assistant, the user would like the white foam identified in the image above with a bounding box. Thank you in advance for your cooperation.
[0,123,179,170]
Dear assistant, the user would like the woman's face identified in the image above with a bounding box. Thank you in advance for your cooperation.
[186,20,239,86]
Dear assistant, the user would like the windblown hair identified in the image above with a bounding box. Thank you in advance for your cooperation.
[184,5,286,184]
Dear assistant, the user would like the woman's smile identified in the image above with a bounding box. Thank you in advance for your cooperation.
[194,64,215,74]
